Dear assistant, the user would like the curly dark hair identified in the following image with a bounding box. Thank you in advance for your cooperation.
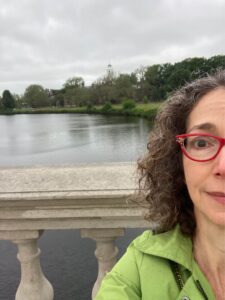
[138,69,225,236]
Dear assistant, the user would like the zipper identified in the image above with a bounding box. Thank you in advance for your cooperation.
[170,261,208,300]
[170,261,184,290]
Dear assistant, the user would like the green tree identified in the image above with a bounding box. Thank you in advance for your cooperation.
[90,79,116,105]
[63,77,88,106]
[63,85,89,107]
[63,77,85,89]
[207,55,225,71]
[167,68,190,91]
[2,90,15,110]
[165,57,207,93]
[144,65,165,101]
[114,73,137,102]
[55,93,65,107]
[24,84,49,108]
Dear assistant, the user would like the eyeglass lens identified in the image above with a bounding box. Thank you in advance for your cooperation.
[183,135,220,160]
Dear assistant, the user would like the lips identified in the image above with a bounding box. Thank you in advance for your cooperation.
[207,192,225,197]
[207,192,225,204]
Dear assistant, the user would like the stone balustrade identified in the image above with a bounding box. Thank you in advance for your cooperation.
[0,163,150,299]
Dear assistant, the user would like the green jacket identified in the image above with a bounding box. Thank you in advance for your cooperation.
[95,226,215,300]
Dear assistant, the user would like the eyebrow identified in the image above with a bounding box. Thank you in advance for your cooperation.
[187,122,217,133]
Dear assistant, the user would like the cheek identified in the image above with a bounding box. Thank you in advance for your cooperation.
[183,157,200,200]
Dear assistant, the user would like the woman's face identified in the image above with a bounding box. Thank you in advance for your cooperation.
[183,87,225,228]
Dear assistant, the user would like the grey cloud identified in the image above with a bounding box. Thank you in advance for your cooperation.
[0,0,224,94]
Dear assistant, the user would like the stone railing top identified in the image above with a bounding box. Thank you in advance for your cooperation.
[0,162,137,194]
[0,163,150,232]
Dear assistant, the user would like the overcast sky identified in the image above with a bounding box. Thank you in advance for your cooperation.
[0,0,224,95]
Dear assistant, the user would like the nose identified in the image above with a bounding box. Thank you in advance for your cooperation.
[214,145,225,177]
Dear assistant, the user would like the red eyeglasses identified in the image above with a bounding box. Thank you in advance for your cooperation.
[176,133,225,162]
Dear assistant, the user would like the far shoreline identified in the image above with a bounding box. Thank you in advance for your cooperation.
[0,103,162,120]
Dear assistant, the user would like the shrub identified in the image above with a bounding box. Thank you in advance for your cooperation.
[86,103,94,111]
[143,96,148,104]
[101,102,112,112]
[122,99,136,110]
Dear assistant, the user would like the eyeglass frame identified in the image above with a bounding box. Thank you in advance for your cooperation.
[176,133,225,162]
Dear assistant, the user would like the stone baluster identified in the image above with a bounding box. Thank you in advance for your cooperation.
[12,230,54,300]
[81,228,125,299]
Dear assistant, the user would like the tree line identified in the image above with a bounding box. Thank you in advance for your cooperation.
[0,55,224,110]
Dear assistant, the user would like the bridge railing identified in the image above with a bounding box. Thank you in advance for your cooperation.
[0,163,150,299]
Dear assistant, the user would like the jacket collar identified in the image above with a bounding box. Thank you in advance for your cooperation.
[133,225,193,271]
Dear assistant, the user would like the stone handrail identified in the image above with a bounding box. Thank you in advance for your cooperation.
[0,163,150,299]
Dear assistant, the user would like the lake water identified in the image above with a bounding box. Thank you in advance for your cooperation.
[0,113,152,300]
[0,113,151,166]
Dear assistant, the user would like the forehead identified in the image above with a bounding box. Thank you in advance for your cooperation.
[186,87,225,133]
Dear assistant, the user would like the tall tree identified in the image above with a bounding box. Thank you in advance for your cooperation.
[114,73,137,101]
[63,77,87,106]
[144,65,165,101]
[2,90,15,110]
[24,84,49,108]
[63,77,85,89]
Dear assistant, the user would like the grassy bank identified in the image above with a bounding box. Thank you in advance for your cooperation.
[0,102,163,120]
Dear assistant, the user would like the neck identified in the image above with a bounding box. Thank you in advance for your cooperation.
[193,218,225,299]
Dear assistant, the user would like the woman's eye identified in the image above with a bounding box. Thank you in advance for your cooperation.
[194,139,207,148]
[185,136,218,151]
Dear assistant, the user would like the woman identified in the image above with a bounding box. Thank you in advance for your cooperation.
[95,69,225,300]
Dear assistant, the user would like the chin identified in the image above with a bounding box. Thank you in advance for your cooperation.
[208,214,225,228]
